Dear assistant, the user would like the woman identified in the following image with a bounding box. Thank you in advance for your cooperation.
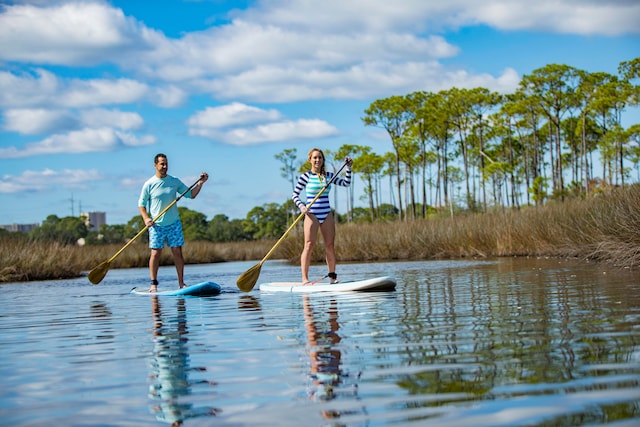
[292,148,353,285]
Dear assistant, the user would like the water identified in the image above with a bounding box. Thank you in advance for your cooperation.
[1,258,639,426]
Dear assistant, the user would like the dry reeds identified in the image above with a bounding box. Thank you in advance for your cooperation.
[0,239,279,283]
[0,236,85,282]
[1,184,638,283]
[279,184,640,269]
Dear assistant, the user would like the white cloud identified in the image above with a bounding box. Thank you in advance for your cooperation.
[4,0,602,108]
[0,1,158,65]
[0,68,186,124]
[3,107,145,135]
[204,61,521,103]
[0,0,636,151]
[190,119,340,146]
[187,103,339,145]
[243,0,640,36]
[62,78,149,108]
[0,127,156,159]
[0,69,151,108]
[151,85,188,108]
[3,108,76,134]
[219,119,340,146]
[0,168,104,193]
[463,0,640,36]
[80,109,144,130]
[187,102,282,128]
[0,69,60,108]
[115,131,156,147]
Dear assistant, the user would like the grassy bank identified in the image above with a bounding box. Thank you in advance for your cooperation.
[1,184,638,283]
[279,183,640,268]
[0,239,278,283]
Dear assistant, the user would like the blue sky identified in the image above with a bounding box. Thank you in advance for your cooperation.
[1,0,639,226]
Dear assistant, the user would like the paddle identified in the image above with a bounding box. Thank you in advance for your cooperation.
[88,178,202,285]
[236,160,350,292]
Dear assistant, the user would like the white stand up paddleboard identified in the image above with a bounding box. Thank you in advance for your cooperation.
[259,276,396,293]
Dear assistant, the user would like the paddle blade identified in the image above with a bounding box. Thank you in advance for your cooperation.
[236,263,262,292]
[88,260,111,285]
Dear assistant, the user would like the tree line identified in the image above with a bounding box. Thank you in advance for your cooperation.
[358,58,640,221]
[3,58,638,245]
[1,206,292,245]
[276,58,639,223]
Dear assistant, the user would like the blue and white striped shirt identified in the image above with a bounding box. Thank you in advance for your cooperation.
[292,169,351,223]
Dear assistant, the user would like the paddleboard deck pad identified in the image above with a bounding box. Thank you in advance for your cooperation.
[259,276,396,293]
[130,281,222,296]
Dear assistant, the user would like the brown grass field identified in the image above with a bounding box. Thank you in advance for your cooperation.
[1,184,639,283]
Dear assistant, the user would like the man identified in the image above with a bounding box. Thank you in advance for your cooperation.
[138,153,208,292]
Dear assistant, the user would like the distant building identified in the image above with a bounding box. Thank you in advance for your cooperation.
[0,223,39,233]
[81,211,107,232]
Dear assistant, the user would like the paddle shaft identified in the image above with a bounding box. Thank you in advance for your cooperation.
[105,178,201,263]
[256,160,350,266]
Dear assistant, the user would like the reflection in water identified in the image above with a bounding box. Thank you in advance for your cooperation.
[392,258,640,423]
[90,302,112,319]
[303,296,361,420]
[90,302,114,341]
[149,297,220,426]
[2,259,639,426]
[238,294,262,311]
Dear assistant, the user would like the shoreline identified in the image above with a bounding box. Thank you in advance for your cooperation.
[2,184,639,283]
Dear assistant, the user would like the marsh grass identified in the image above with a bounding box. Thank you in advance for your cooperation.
[0,239,279,283]
[1,184,638,283]
[279,184,640,268]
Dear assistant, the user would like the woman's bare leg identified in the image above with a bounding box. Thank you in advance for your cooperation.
[301,215,319,283]
[319,213,337,282]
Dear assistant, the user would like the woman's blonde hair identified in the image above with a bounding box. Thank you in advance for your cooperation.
[307,148,326,176]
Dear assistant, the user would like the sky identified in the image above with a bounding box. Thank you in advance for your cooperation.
[1,0,639,227]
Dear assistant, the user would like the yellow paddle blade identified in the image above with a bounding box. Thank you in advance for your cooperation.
[88,259,111,285]
[236,263,262,292]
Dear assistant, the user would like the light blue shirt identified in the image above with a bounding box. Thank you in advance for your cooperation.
[138,175,191,227]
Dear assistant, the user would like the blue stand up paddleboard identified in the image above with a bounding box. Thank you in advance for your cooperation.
[130,281,222,296]
[259,276,396,293]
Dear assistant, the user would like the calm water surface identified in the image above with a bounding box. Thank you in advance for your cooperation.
[1,258,639,426]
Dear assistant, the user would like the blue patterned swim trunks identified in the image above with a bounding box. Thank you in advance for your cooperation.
[148,220,185,249]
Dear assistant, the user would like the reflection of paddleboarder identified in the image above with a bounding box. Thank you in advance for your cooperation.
[303,297,363,421]
[237,295,262,312]
[149,297,219,426]
[303,296,360,405]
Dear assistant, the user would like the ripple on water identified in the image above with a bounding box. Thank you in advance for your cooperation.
[1,259,639,426]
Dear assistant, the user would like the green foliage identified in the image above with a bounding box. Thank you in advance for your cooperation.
[29,215,88,245]
[350,207,372,223]
[378,203,399,220]
[274,148,300,191]
[243,201,291,239]
[529,176,548,205]
[126,215,147,243]
[85,224,127,245]
[208,214,251,242]
[179,207,208,240]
